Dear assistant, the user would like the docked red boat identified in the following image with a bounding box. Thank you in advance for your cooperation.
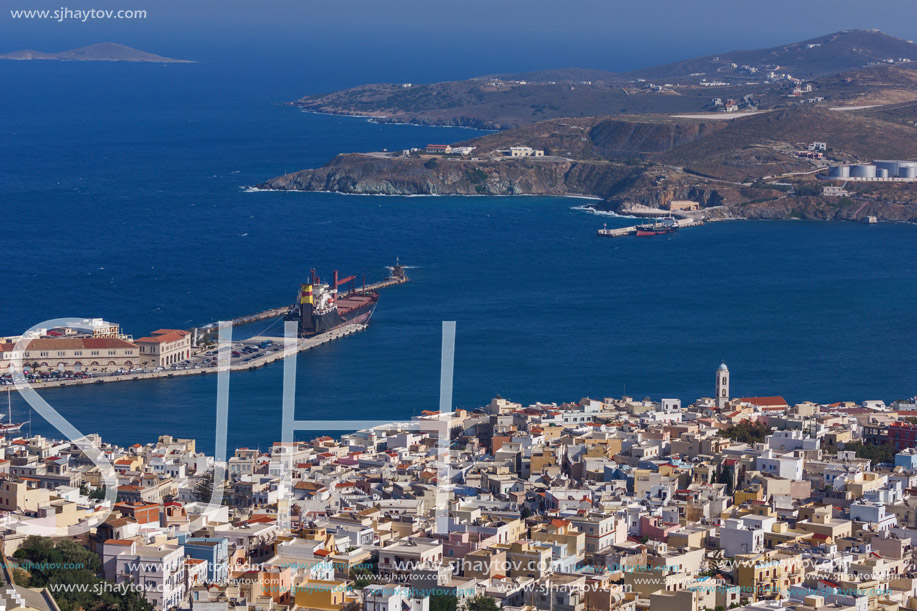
[636,217,678,236]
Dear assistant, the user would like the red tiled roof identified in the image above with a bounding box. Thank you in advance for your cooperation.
[20,337,138,350]
[135,330,189,344]
[740,396,788,407]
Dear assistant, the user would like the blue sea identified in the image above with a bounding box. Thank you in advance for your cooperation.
[2,57,916,454]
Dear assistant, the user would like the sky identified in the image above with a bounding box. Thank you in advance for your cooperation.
[2,0,917,79]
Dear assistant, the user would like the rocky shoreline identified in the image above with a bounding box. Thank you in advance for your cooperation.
[256,153,917,223]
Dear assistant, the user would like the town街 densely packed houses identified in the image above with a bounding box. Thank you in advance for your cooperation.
[2,364,917,611]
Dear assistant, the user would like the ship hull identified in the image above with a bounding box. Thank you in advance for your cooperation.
[636,227,677,236]
[311,297,377,335]
[288,291,379,337]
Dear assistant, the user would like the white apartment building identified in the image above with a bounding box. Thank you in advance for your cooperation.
[756,450,804,480]
[363,584,430,611]
[767,430,820,452]
[103,540,186,610]
[720,515,775,557]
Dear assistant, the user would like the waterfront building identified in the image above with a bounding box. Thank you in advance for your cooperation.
[0,337,139,372]
[135,329,192,368]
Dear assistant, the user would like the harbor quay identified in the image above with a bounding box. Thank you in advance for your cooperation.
[0,362,916,611]
[0,270,408,391]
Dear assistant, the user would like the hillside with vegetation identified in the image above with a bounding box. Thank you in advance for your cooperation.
[627,29,917,80]
[263,31,917,223]
[292,30,917,129]
[259,100,917,222]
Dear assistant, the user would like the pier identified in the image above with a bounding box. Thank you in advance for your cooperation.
[226,273,409,328]
[9,270,409,392]
[597,217,705,238]
[13,324,368,391]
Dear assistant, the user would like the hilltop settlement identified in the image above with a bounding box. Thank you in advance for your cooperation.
[259,30,917,223]
[4,364,917,611]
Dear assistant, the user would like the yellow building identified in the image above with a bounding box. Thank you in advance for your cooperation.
[0,481,51,513]
[734,551,804,601]
[505,541,552,579]
[293,579,350,610]
[846,472,887,499]
[36,499,87,530]
[734,485,765,506]
[530,447,559,473]
[530,520,585,559]
[796,507,852,542]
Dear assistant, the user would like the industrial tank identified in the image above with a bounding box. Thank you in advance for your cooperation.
[898,162,917,179]
[850,164,877,178]
[875,160,900,176]
[828,165,850,178]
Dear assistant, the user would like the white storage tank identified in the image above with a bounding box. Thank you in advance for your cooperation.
[898,162,917,179]
[875,160,900,176]
[828,165,850,178]
[877,168,889,178]
[850,164,877,178]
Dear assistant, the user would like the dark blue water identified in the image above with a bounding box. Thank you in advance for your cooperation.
[3,60,917,454]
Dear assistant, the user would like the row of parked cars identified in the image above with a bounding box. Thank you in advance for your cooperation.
[1,370,94,384]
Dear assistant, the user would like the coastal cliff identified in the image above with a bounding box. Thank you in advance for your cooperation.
[257,153,917,223]
[258,153,637,198]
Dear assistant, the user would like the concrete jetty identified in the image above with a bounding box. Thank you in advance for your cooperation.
[10,271,409,392]
[597,217,705,238]
[12,324,368,391]
[225,274,409,328]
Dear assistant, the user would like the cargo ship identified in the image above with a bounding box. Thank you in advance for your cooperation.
[285,270,379,337]
[636,217,678,236]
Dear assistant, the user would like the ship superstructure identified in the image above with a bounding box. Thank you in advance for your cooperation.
[285,270,379,337]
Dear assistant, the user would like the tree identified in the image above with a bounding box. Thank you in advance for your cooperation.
[13,536,154,611]
[841,441,896,466]
[718,421,770,444]
[466,596,500,611]
[431,593,458,611]
[703,549,724,576]
[87,486,108,501]
[349,563,378,590]
[193,470,229,504]
[718,465,734,494]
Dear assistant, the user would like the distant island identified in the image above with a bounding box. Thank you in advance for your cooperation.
[258,29,917,223]
[0,43,192,63]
